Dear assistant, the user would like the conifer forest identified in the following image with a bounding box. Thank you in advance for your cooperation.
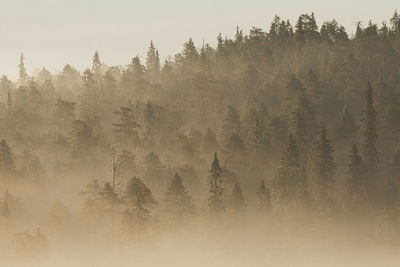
[2,9,400,267]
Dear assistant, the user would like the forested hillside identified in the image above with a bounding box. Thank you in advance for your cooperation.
[1,11,400,266]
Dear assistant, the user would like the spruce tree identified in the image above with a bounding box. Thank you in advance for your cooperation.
[0,200,10,218]
[272,133,308,208]
[310,127,335,209]
[146,41,161,81]
[18,52,28,86]
[99,182,120,211]
[121,190,151,236]
[0,140,15,180]
[124,177,156,207]
[245,109,268,157]
[347,145,367,202]
[92,51,101,75]
[229,183,245,212]
[113,106,140,148]
[143,101,157,146]
[207,152,224,214]
[336,106,357,146]
[221,106,242,143]
[164,173,195,216]
[256,180,271,212]
[121,177,156,237]
[361,82,379,182]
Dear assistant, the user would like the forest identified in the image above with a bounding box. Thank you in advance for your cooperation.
[1,10,400,266]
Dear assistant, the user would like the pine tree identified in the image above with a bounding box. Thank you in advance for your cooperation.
[229,183,245,212]
[121,190,151,236]
[0,140,15,181]
[118,150,137,178]
[122,177,155,236]
[207,152,224,214]
[347,145,367,202]
[281,133,300,169]
[18,52,28,86]
[245,108,268,157]
[336,106,357,147]
[272,133,308,208]
[92,51,101,75]
[124,177,156,207]
[143,101,157,146]
[288,93,315,160]
[303,70,322,109]
[80,179,103,217]
[121,56,148,99]
[7,90,12,115]
[113,106,141,148]
[221,106,241,143]
[361,82,379,182]
[146,41,161,81]
[390,10,400,35]
[55,98,76,132]
[99,182,120,211]
[182,38,198,61]
[256,180,271,212]
[143,152,165,186]
[0,200,10,218]
[164,173,195,216]
[310,127,335,209]
[71,120,97,155]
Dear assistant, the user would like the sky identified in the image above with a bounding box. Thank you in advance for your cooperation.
[0,0,398,80]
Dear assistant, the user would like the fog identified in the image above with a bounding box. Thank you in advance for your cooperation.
[1,10,400,267]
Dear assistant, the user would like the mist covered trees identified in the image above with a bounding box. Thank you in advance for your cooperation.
[2,10,400,252]
[207,153,224,214]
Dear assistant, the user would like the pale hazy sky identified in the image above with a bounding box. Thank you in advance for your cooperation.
[1,0,398,79]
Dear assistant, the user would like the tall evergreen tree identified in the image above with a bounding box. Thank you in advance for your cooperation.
[92,51,101,75]
[113,106,141,148]
[0,200,10,218]
[229,183,246,212]
[336,105,357,146]
[310,127,335,209]
[18,52,28,86]
[347,145,367,203]
[272,133,308,209]
[207,152,224,214]
[256,180,271,213]
[146,41,161,81]
[361,82,379,182]
[0,140,15,181]
[221,106,242,143]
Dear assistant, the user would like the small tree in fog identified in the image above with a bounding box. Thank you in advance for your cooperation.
[121,191,150,236]
[99,182,120,211]
[207,152,224,214]
[0,200,10,218]
[272,133,308,208]
[310,127,335,210]
[256,180,271,213]
[113,106,141,148]
[122,177,156,236]
[0,140,15,181]
[164,173,195,217]
[124,177,156,207]
[55,98,76,132]
[347,145,367,201]
[229,183,246,213]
